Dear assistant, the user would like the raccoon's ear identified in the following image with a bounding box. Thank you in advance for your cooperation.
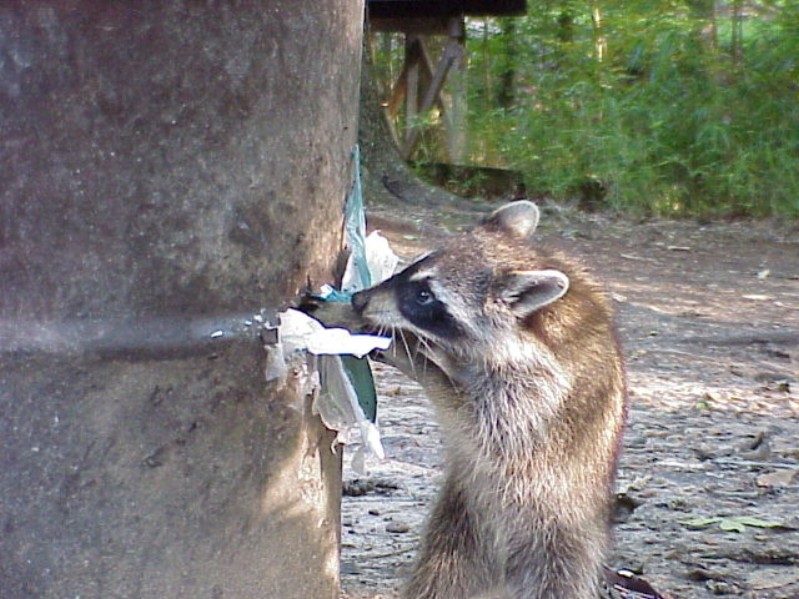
[484,200,540,240]
[499,269,569,317]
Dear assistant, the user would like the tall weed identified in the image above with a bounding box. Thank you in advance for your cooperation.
[465,3,799,218]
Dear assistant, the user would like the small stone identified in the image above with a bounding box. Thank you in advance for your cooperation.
[705,579,741,595]
[756,470,797,488]
[386,521,410,534]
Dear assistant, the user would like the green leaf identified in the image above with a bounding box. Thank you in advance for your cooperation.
[340,355,378,423]
[682,516,721,529]
[719,519,748,533]
[728,516,784,529]
[682,515,784,533]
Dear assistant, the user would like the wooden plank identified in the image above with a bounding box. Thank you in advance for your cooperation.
[370,16,451,34]
[420,39,461,118]
[445,28,467,162]
[402,35,463,158]
[368,0,526,19]
[416,38,446,115]
[387,60,409,119]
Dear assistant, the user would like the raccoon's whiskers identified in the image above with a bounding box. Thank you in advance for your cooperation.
[414,335,459,391]
[414,334,434,377]
[397,328,418,377]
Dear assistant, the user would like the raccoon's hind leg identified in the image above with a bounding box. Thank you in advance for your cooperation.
[404,477,494,599]
[502,524,604,599]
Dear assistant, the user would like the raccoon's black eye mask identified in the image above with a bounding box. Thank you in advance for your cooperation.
[396,279,464,340]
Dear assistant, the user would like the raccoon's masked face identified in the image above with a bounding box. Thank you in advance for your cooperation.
[352,252,467,342]
[351,201,570,373]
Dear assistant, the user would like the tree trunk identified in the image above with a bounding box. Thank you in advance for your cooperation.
[590,0,607,64]
[496,19,517,109]
[687,0,719,52]
[731,0,745,68]
[0,2,363,598]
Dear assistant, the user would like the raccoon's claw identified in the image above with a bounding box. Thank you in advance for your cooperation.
[368,348,388,363]
[295,293,324,315]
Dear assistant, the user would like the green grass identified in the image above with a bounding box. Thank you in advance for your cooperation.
[459,5,799,218]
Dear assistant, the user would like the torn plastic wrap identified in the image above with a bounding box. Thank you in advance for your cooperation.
[341,145,370,294]
[317,356,385,473]
[280,308,390,359]
[268,308,390,465]
[311,145,399,470]
[264,146,399,471]
[339,146,398,293]
[341,230,399,294]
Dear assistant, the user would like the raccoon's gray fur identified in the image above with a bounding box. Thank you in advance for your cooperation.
[325,201,626,599]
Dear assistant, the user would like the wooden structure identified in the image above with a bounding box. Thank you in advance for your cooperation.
[369,0,527,22]
[368,0,526,160]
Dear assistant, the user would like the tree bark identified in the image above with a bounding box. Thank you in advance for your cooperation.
[0,2,362,598]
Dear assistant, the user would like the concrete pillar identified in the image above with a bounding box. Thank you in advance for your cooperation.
[0,2,363,597]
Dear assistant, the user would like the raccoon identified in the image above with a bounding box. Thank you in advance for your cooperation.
[319,201,626,599]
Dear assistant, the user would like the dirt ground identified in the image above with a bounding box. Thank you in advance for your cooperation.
[338,199,799,599]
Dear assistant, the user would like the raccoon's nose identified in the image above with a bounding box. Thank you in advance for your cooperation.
[351,290,369,314]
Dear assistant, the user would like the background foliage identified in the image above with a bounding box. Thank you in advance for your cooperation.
[377,1,799,217]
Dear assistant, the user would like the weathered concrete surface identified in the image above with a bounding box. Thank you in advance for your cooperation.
[0,2,363,597]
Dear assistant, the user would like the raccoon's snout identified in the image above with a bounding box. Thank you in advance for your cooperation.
[351,289,370,314]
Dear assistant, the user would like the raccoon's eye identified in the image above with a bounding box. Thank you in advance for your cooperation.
[415,288,435,306]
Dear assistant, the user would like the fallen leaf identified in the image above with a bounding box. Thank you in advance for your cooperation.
[681,515,785,533]
[682,516,722,529]
[720,516,785,533]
